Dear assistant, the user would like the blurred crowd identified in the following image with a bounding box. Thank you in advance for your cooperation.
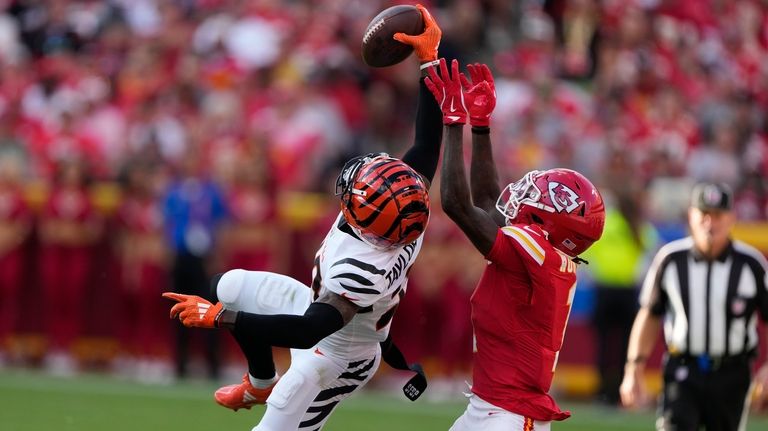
[0,0,766,391]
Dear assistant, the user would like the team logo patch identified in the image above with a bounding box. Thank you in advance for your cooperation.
[548,182,580,213]
[731,298,746,315]
[702,185,723,207]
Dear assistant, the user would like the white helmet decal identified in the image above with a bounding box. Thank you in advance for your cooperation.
[548,182,580,213]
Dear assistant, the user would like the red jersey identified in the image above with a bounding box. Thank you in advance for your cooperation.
[470,224,577,421]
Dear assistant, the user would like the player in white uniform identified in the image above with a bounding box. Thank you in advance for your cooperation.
[162,6,443,430]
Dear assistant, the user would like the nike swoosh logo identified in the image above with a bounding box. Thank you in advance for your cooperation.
[447,115,461,122]
[449,99,456,112]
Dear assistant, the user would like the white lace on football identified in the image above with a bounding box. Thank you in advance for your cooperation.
[362,19,385,44]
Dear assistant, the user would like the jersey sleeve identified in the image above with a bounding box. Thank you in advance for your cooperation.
[750,252,768,321]
[323,257,387,308]
[639,249,669,316]
[487,225,547,272]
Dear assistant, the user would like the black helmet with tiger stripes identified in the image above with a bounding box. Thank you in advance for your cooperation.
[335,153,430,249]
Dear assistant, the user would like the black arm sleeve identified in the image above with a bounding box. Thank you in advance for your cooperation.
[401,77,443,184]
[234,302,344,349]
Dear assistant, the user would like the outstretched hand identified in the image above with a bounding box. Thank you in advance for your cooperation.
[393,4,441,63]
[460,63,496,127]
[162,292,224,329]
[753,363,768,412]
[424,58,467,125]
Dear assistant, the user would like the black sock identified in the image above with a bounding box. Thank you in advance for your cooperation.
[229,327,276,379]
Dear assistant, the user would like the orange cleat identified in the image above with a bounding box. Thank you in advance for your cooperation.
[214,374,278,411]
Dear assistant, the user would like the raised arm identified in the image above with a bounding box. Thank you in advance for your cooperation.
[425,59,499,256]
[461,63,502,219]
[395,4,443,188]
[470,130,502,216]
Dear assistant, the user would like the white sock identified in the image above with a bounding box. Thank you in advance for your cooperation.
[249,374,279,389]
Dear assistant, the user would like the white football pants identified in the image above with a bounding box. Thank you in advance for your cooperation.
[216,269,382,431]
[449,394,551,431]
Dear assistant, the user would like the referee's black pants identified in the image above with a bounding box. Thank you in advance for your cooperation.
[658,354,752,431]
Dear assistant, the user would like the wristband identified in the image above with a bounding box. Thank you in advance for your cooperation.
[420,60,440,71]
[216,308,236,329]
[471,126,490,135]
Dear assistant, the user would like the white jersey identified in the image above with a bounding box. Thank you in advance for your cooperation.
[311,213,423,358]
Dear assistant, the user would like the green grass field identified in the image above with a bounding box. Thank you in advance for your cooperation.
[1,369,767,431]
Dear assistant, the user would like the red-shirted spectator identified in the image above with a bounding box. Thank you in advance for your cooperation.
[0,153,31,363]
[38,159,101,375]
[114,161,172,381]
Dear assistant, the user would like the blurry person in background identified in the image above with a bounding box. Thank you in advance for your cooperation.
[114,161,172,383]
[582,187,658,405]
[218,147,285,276]
[39,158,102,375]
[427,58,605,430]
[582,146,659,405]
[0,151,32,366]
[163,150,228,380]
[621,182,768,430]
[216,149,286,370]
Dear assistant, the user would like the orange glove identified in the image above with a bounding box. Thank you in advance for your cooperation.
[393,4,441,62]
[162,292,224,329]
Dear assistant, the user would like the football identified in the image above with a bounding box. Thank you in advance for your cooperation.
[361,5,424,68]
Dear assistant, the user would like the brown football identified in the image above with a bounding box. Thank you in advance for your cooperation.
[361,5,424,68]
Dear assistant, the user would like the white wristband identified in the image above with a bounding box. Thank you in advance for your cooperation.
[420,60,440,70]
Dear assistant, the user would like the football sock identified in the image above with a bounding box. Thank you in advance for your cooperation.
[229,328,276,380]
[249,374,279,389]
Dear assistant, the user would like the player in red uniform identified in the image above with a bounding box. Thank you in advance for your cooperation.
[0,156,32,362]
[425,58,606,430]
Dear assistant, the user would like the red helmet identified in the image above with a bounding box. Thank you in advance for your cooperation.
[336,153,430,249]
[496,168,605,256]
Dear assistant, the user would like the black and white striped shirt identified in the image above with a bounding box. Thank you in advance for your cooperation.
[640,237,768,357]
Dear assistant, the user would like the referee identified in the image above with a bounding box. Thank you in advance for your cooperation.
[619,182,768,430]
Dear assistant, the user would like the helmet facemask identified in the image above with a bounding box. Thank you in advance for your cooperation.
[495,170,556,224]
[335,152,388,199]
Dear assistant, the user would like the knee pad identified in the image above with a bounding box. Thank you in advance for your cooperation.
[248,272,312,314]
[267,370,306,409]
[218,270,311,314]
[216,269,247,308]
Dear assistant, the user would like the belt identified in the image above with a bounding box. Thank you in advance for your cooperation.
[670,353,751,372]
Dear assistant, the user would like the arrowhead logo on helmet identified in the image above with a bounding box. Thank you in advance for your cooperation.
[548,182,580,213]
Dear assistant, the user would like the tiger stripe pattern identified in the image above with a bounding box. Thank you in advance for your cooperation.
[313,213,423,358]
[339,154,429,248]
[297,357,379,430]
